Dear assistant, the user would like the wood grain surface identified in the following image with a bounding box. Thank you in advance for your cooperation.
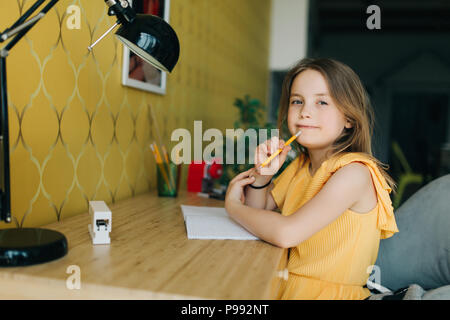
[0,190,286,299]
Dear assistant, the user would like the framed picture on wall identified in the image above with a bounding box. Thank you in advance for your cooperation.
[121,0,170,95]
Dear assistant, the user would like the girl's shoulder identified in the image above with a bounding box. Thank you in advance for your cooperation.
[326,152,377,173]
[325,151,392,195]
[324,152,376,190]
[326,153,379,214]
[326,153,398,236]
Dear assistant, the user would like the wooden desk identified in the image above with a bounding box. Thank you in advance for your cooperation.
[0,190,287,299]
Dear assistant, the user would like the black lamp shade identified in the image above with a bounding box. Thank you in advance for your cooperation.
[115,14,180,73]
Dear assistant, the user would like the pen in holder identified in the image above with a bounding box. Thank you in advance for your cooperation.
[157,161,179,197]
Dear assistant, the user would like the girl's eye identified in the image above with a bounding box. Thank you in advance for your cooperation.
[290,100,328,106]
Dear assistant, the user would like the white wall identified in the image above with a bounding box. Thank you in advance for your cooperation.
[269,0,309,71]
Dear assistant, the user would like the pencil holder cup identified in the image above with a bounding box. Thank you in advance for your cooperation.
[157,162,179,197]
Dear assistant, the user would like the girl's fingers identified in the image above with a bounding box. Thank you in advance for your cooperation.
[255,144,267,165]
[262,143,270,159]
[271,137,280,152]
[270,137,282,155]
[230,168,255,184]
[239,176,255,186]
[265,138,274,153]
[248,167,258,178]
[282,144,291,154]
[261,143,268,155]
[266,138,274,154]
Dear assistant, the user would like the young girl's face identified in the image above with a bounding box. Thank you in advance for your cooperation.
[287,69,352,151]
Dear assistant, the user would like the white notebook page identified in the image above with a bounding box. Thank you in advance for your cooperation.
[180,205,259,240]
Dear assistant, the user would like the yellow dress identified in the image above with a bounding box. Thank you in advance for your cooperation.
[271,152,399,300]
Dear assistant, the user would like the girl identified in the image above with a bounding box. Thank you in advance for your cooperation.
[224,58,399,300]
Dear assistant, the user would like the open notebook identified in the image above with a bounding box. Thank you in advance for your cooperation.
[180,205,259,240]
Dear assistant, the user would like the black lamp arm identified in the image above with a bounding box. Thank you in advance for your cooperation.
[0,0,46,42]
[1,0,60,54]
[0,0,136,49]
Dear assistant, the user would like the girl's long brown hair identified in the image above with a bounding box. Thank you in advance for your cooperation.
[277,58,397,193]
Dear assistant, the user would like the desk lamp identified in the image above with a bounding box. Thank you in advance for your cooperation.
[0,0,179,267]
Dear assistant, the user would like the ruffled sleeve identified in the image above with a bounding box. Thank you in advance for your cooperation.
[327,153,399,239]
[270,156,301,211]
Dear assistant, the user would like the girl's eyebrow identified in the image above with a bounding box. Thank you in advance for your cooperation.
[290,93,329,97]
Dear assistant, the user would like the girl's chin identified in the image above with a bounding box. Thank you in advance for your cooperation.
[297,141,328,149]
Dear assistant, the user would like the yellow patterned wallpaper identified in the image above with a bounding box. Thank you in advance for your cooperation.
[0,0,271,228]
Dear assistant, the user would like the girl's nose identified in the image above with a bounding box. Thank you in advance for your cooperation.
[299,104,312,119]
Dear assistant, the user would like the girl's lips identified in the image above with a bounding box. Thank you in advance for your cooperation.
[298,125,318,129]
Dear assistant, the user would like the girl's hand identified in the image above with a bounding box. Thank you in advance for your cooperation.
[225,168,256,207]
[254,137,292,177]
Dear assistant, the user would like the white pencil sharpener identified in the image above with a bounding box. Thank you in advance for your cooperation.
[88,201,112,245]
